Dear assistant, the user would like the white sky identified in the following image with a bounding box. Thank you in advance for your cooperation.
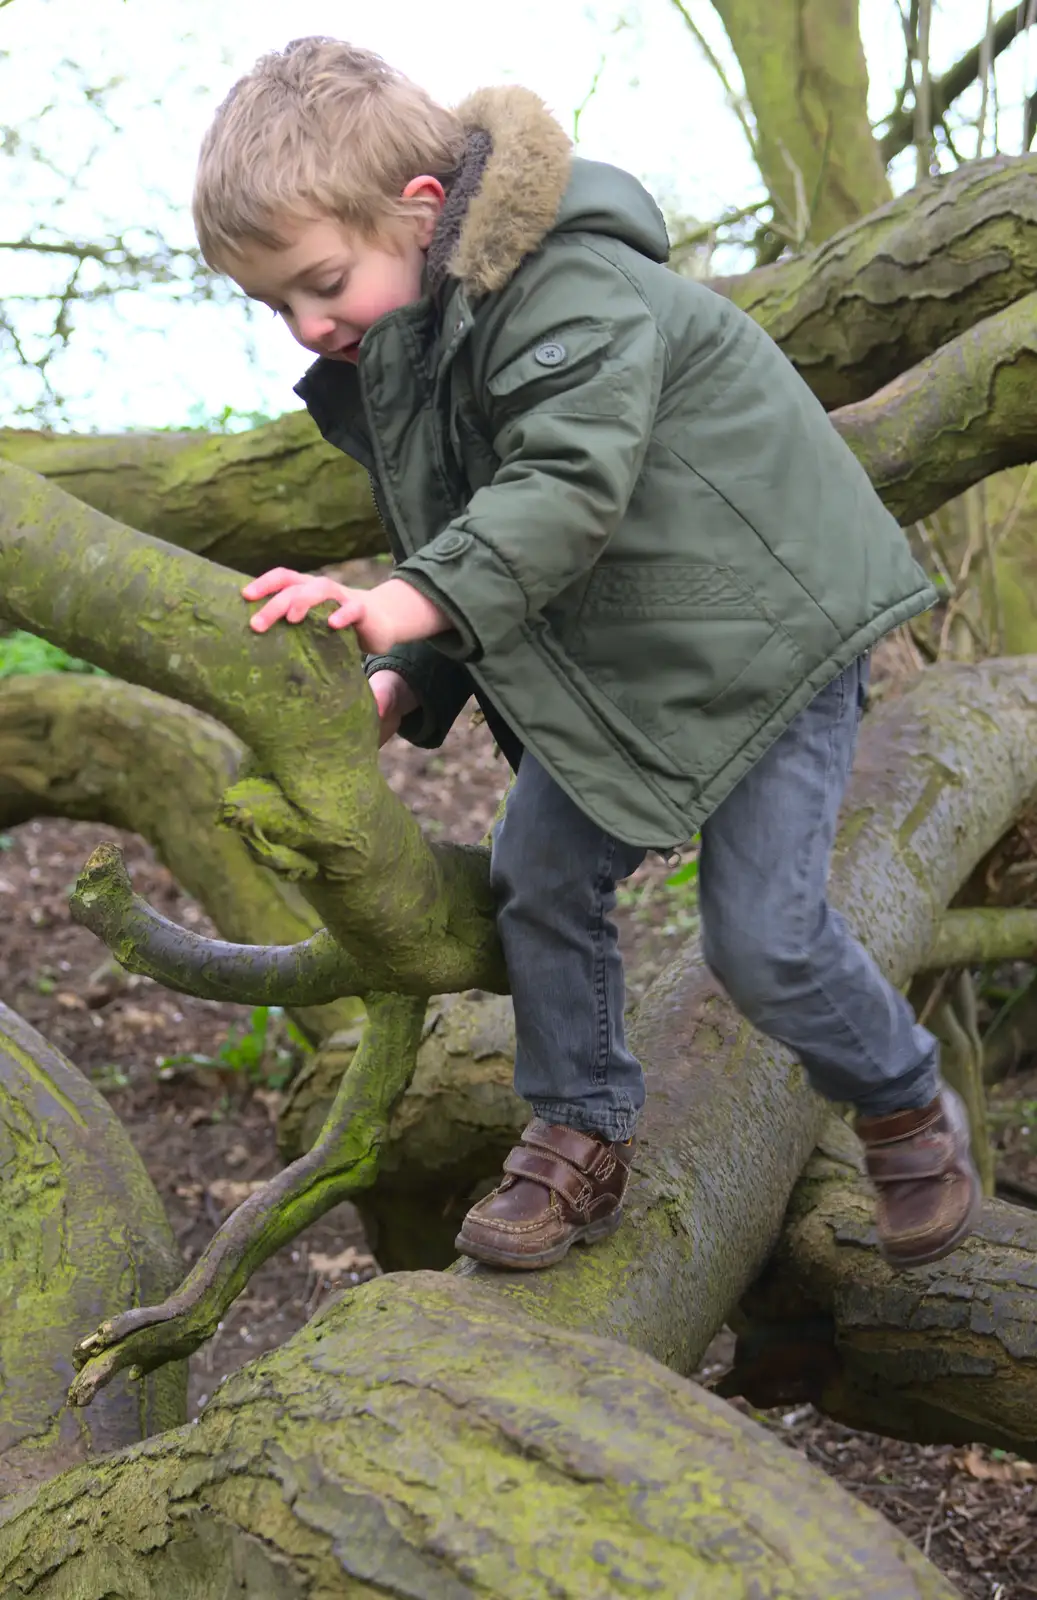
[1,0,1033,429]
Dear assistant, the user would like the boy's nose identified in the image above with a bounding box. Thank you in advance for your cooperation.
[296,312,337,348]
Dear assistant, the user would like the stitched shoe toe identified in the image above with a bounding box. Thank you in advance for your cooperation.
[455,1120,635,1271]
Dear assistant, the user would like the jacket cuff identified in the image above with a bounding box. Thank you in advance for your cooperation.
[364,647,472,750]
[396,528,528,660]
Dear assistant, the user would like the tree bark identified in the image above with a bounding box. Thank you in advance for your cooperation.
[831,290,1037,524]
[0,412,385,573]
[0,1004,185,1500]
[0,672,359,1043]
[718,155,1037,407]
[728,1114,1037,1458]
[0,1273,959,1598]
[707,0,890,244]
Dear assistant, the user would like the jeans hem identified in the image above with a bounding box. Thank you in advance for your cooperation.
[528,1099,639,1143]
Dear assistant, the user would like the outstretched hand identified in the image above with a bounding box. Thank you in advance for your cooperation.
[242,568,449,655]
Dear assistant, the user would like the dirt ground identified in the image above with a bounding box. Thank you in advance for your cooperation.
[3,635,1036,1596]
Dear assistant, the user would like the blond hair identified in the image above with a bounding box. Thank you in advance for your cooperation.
[193,37,465,266]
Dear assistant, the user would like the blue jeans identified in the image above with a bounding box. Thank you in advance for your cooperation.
[489,656,940,1141]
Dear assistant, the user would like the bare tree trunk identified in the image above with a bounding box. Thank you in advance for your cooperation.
[705,0,891,243]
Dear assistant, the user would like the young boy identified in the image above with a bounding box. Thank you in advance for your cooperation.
[193,37,981,1273]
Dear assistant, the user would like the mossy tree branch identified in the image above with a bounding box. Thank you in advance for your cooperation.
[69,841,369,1007]
[921,905,1037,969]
[0,671,359,1041]
[69,993,427,1405]
[832,291,1037,524]
[1,1273,959,1599]
[0,410,384,573]
[0,458,504,996]
[717,155,1037,408]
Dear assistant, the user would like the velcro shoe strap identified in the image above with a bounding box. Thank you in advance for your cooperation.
[865,1133,956,1183]
[504,1146,594,1214]
[521,1119,616,1178]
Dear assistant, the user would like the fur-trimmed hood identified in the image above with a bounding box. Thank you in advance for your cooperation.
[432,86,669,297]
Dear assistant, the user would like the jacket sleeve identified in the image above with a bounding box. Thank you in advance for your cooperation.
[394,248,666,661]
[364,641,474,749]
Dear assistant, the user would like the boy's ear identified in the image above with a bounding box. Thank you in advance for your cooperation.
[402,175,446,247]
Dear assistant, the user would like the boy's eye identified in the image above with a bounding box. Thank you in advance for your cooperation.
[315,278,345,298]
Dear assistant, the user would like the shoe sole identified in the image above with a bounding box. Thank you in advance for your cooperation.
[878,1180,983,1271]
[454,1208,623,1271]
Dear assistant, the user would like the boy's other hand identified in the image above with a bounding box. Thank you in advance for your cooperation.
[368,669,420,747]
[242,569,448,653]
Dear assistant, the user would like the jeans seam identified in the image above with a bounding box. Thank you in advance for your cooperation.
[591,836,616,1087]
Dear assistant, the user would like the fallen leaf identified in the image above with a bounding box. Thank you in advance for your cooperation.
[224,1142,249,1169]
[55,990,87,1010]
[207,1178,266,1211]
[252,1089,284,1124]
[309,1246,377,1280]
[956,1447,1037,1483]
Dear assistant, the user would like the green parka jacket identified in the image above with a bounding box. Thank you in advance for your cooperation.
[297,87,935,848]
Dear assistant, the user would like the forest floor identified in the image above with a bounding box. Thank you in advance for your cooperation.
[3,627,1036,1597]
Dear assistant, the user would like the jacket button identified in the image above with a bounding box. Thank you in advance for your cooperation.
[430,530,470,558]
[534,341,566,366]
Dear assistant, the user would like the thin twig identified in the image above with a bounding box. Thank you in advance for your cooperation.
[915,0,934,182]
[667,0,759,161]
[976,0,997,155]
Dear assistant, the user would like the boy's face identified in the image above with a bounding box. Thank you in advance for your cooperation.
[229,180,443,363]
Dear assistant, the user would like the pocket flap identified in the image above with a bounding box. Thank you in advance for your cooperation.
[487,322,612,399]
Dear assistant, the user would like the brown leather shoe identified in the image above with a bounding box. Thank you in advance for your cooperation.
[856,1087,982,1269]
[455,1119,635,1270]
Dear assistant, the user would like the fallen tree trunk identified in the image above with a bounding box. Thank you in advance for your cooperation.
[0,1272,959,1598]
[0,1004,184,1499]
[726,1114,1037,1458]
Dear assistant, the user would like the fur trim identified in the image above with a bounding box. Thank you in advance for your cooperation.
[447,87,573,296]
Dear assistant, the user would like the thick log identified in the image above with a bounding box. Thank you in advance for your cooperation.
[0,1004,184,1499]
[0,1273,959,1598]
[0,672,359,1042]
[0,411,384,573]
[728,1115,1037,1458]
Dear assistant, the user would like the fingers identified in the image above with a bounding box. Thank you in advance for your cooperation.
[241,567,304,600]
[244,576,362,634]
[327,597,366,630]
